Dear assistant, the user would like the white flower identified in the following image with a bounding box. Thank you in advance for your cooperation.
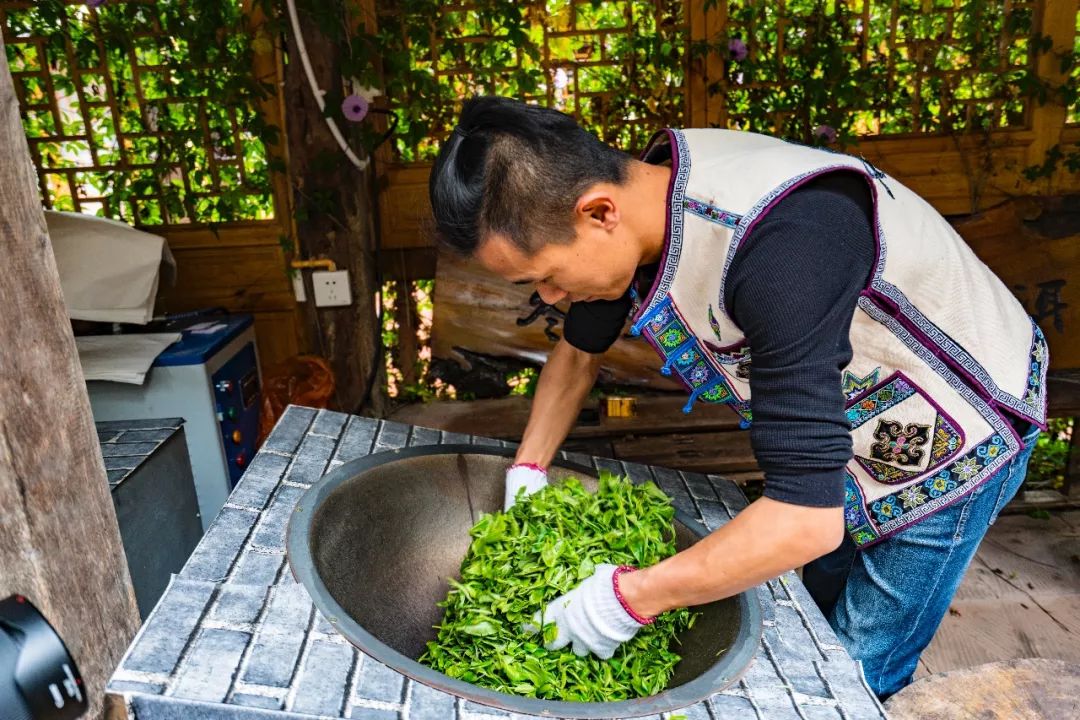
[349,82,383,103]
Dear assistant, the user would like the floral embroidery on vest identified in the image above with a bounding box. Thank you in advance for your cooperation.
[869,420,930,466]
[846,432,1011,546]
[632,296,751,424]
[931,415,963,461]
[1024,324,1048,414]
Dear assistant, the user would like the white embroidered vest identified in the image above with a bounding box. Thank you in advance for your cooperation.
[628,129,1048,547]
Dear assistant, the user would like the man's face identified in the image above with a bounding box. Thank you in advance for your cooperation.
[474,193,640,305]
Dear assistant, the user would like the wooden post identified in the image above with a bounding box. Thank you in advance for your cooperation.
[393,279,420,389]
[283,0,385,414]
[0,34,140,719]
[1066,417,1080,499]
[1027,0,1079,192]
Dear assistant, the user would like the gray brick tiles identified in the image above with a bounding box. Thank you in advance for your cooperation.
[108,407,885,719]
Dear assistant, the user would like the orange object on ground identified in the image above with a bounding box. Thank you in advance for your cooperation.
[258,355,336,444]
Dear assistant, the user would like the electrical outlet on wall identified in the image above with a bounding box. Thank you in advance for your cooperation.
[312,270,352,307]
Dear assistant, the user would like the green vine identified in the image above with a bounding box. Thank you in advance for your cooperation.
[6,0,1078,224]
[301,0,687,161]
[692,1,1056,146]
[4,0,281,224]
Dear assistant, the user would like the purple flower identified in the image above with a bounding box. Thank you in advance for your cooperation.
[87,0,107,7]
[728,38,748,62]
[341,94,369,122]
[814,124,838,144]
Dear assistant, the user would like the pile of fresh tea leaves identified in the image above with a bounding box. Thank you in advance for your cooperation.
[419,472,698,702]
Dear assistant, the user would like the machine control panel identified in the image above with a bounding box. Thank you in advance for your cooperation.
[212,342,260,486]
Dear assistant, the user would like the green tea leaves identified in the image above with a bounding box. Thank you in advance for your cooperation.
[419,473,698,702]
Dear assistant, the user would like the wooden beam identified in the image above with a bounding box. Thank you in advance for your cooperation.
[1028,0,1079,193]
[390,394,744,440]
[282,0,385,414]
[0,36,139,719]
[393,279,420,388]
[611,429,756,475]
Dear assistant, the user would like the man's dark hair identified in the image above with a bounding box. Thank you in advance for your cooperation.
[429,96,631,257]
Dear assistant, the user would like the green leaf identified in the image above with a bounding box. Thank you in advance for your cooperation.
[420,472,699,702]
[460,620,497,637]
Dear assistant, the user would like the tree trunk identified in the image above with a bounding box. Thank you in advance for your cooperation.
[282,1,385,415]
[0,36,140,719]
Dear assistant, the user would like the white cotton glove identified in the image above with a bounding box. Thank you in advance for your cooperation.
[504,463,548,510]
[526,564,651,659]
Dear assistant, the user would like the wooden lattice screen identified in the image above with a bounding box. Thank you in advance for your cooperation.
[0,0,303,372]
[0,0,280,226]
[705,0,1037,136]
[375,0,1058,163]
[376,0,689,162]
[376,0,1078,251]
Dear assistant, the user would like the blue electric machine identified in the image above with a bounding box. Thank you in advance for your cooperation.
[86,314,261,531]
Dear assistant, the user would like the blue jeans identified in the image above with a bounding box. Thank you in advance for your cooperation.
[803,423,1041,699]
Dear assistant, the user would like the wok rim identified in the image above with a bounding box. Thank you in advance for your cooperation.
[285,443,763,719]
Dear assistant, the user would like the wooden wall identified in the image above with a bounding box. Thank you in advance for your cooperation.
[154,222,305,372]
[154,3,306,373]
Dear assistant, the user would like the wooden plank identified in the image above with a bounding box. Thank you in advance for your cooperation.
[919,512,1080,679]
[252,310,304,370]
[389,394,745,440]
[611,429,756,475]
[1048,370,1080,416]
[955,200,1080,369]
[919,598,1080,670]
[0,39,139,719]
[379,163,435,250]
[161,244,297,312]
[856,134,1034,215]
[966,512,1080,601]
[432,252,682,391]
[157,222,290,250]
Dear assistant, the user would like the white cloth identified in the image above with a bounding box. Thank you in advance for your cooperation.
[529,564,643,659]
[76,333,181,384]
[47,211,175,324]
[503,464,548,510]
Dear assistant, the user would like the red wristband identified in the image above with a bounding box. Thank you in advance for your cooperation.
[509,462,547,474]
[612,565,655,625]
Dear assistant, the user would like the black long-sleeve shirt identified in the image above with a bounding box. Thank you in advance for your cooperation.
[563,173,875,507]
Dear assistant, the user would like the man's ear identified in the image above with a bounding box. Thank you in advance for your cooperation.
[575,188,619,230]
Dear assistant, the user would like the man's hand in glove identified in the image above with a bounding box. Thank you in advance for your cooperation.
[504,463,548,510]
[526,564,653,659]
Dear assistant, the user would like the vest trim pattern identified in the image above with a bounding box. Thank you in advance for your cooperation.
[634,129,692,326]
[841,297,1021,546]
[631,296,753,425]
[685,197,741,228]
[869,283,1049,428]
